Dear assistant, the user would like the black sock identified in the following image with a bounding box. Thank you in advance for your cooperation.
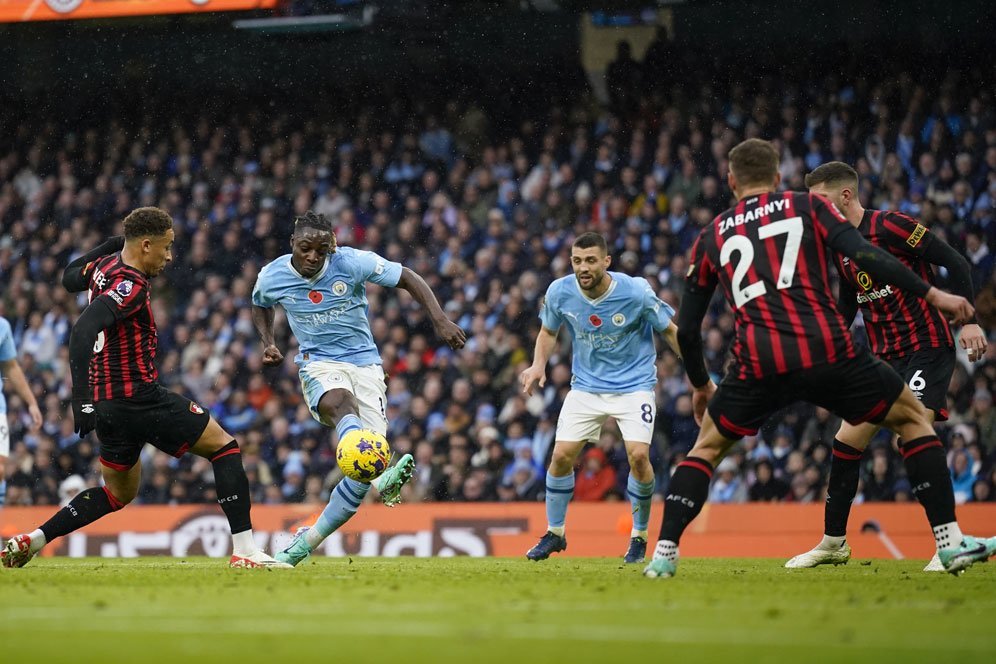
[825,439,863,538]
[901,436,955,527]
[211,441,252,535]
[658,456,713,543]
[39,486,124,542]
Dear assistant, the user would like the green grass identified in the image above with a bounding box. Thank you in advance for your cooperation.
[1,557,994,663]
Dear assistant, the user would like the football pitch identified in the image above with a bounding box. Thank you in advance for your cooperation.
[1,557,993,663]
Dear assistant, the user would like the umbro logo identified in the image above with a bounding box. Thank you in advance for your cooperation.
[81,404,94,414]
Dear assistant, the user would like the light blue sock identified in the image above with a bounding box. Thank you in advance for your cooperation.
[308,477,370,547]
[628,473,655,533]
[0,479,6,507]
[545,471,574,529]
[336,414,362,438]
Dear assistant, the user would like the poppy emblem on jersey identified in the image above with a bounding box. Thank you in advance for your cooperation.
[612,313,626,326]
[189,402,204,415]
[308,290,324,304]
[589,314,602,327]
[332,280,348,297]
[116,280,134,297]
[856,271,873,292]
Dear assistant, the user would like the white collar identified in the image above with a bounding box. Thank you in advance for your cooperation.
[574,274,617,305]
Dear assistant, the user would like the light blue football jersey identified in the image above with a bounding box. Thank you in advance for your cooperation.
[539,272,674,393]
[252,247,403,367]
[0,316,17,413]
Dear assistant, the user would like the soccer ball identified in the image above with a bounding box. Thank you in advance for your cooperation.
[336,429,391,483]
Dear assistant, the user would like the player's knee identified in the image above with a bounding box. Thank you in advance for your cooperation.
[550,447,576,473]
[627,448,652,472]
[106,484,136,508]
[318,389,359,421]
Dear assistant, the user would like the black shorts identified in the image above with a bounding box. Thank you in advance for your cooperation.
[709,349,906,441]
[884,346,956,422]
[95,385,211,471]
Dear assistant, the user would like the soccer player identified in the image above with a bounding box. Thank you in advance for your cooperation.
[786,161,988,571]
[0,316,44,514]
[519,232,680,564]
[1,207,289,569]
[251,210,466,566]
[642,139,995,579]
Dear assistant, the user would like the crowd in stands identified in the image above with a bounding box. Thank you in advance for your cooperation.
[1,39,995,511]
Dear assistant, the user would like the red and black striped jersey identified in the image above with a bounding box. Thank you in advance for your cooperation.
[833,209,953,359]
[83,254,159,400]
[686,191,858,380]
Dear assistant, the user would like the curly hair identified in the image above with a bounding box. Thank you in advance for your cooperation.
[123,207,173,240]
[293,210,333,234]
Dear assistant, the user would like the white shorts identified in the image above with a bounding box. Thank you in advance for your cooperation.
[299,360,388,435]
[0,415,8,457]
[555,390,656,444]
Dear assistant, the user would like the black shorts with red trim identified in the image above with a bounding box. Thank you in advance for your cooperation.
[708,349,905,441]
[95,385,211,470]
[884,346,955,422]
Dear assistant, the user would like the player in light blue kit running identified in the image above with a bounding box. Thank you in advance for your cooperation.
[519,232,681,563]
[0,316,43,516]
[251,211,466,566]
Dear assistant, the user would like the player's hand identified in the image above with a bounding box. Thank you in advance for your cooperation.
[434,318,467,350]
[960,323,988,362]
[925,288,975,325]
[27,403,43,431]
[520,365,547,396]
[262,344,284,366]
[691,380,717,426]
[71,399,96,438]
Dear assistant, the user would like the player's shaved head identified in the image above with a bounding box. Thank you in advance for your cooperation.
[804,161,859,191]
[728,139,779,187]
[573,232,608,255]
[123,207,173,239]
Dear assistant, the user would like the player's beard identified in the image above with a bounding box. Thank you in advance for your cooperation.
[576,270,603,293]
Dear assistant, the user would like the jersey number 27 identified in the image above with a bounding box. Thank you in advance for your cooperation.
[720,217,803,308]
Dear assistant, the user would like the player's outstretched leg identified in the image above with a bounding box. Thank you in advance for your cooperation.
[643,456,713,578]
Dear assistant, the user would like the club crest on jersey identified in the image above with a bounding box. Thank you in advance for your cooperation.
[189,402,204,415]
[308,290,324,304]
[116,280,133,297]
[589,314,602,327]
[331,281,348,297]
[611,313,626,326]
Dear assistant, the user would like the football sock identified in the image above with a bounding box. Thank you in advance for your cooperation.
[900,436,957,536]
[818,535,847,549]
[652,540,679,563]
[627,474,655,534]
[306,477,370,549]
[211,441,252,535]
[545,471,574,532]
[658,456,713,544]
[0,479,6,507]
[231,530,257,558]
[824,439,863,537]
[932,522,964,551]
[336,414,362,438]
[27,529,46,553]
[39,486,124,542]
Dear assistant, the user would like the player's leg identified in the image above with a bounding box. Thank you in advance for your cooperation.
[614,391,657,563]
[526,390,603,561]
[2,436,141,568]
[785,419,877,568]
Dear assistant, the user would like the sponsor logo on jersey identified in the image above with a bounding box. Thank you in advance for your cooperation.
[855,285,895,304]
[906,223,927,248]
[308,290,324,304]
[116,280,134,297]
[856,271,873,291]
[189,402,204,415]
[331,280,348,297]
[611,313,626,326]
[589,314,602,327]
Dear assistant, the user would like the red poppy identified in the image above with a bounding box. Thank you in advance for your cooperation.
[589,314,602,327]
[308,290,323,304]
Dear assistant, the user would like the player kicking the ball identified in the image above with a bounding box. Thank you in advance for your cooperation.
[520,232,681,564]
[786,161,988,572]
[252,211,465,566]
[643,139,995,579]
[2,207,288,569]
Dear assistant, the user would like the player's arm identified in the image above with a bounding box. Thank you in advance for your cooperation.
[520,326,559,396]
[67,298,118,436]
[61,235,125,292]
[678,233,719,424]
[661,321,681,359]
[835,277,858,327]
[395,267,466,350]
[0,359,42,430]
[251,305,284,367]
[919,237,987,360]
